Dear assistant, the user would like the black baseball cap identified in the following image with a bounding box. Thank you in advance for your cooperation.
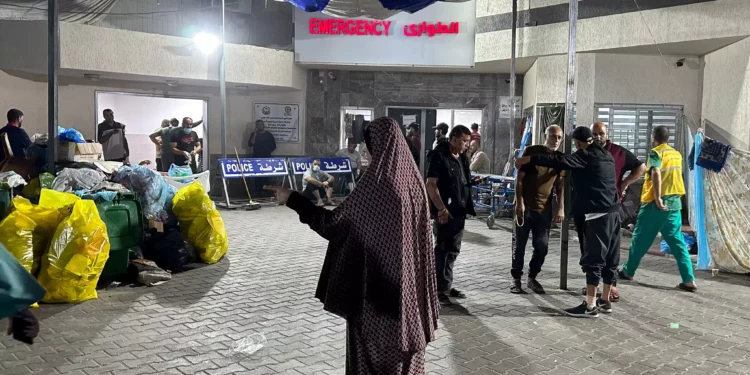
[433,122,449,132]
[407,122,420,130]
[570,126,593,142]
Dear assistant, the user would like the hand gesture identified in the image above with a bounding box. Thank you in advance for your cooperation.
[553,209,564,224]
[264,185,292,204]
[515,201,525,219]
[655,198,668,211]
[437,209,450,225]
[514,156,530,169]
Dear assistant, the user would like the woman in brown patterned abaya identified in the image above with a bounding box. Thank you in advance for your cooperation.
[266,117,439,374]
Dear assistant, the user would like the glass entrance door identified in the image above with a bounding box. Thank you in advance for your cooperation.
[386,107,437,175]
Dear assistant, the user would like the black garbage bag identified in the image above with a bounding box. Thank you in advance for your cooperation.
[142,228,192,273]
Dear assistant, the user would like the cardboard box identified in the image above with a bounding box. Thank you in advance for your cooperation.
[58,141,103,163]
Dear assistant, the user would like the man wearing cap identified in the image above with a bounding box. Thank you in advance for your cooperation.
[577,122,646,301]
[516,126,620,318]
[432,122,449,150]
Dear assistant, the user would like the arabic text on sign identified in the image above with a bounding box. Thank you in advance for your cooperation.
[403,22,459,37]
[309,19,392,36]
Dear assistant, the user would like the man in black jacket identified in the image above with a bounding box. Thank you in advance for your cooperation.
[516,126,620,318]
[426,125,476,306]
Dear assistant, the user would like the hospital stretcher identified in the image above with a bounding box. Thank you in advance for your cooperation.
[471,173,515,228]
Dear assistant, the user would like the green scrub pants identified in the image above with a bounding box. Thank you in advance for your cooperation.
[622,204,695,283]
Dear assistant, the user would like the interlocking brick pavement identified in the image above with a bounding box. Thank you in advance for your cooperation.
[2,205,750,374]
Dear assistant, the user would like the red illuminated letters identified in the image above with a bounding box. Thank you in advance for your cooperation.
[309,19,460,37]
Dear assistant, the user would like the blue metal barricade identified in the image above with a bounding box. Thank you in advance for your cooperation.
[288,157,355,192]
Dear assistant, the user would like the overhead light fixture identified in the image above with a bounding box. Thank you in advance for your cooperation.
[84,73,100,81]
[166,80,179,87]
[193,32,220,55]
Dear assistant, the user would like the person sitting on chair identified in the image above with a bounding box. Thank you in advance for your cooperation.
[302,159,336,206]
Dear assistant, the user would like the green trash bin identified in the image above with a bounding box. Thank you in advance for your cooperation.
[0,189,11,222]
[97,192,144,278]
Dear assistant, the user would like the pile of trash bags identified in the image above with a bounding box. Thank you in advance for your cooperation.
[172,183,228,264]
[0,134,229,304]
[37,200,110,303]
[0,190,110,304]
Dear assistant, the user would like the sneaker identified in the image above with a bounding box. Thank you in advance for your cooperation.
[527,278,546,294]
[449,288,466,299]
[438,293,453,306]
[618,268,633,281]
[510,279,525,294]
[597,298,612,314]
[564,301,599,318]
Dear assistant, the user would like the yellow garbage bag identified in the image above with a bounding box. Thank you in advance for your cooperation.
[172,183,228,264]
[37,200,110,303]
[0,191,80,277]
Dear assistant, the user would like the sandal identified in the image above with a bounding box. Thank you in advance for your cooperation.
[677,283,697,293]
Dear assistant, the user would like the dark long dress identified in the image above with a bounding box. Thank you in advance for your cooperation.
[285,117,439,374]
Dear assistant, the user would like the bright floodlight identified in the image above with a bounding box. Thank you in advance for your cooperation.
[194,32,220,55]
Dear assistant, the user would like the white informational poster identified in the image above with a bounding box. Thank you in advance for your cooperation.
[499,97,522,119]
[402,115,417,127]
[254,103,300,143]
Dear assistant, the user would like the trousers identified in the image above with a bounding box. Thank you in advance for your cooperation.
[433,217,465,293]
[623,205,695,283]
[511,209,552,279]
[578,212,621,286]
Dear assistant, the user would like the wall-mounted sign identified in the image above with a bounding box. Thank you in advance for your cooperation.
[294,1,476,68]
[254,103,299,143]
[499,96,523,119]
[308,18,459,38]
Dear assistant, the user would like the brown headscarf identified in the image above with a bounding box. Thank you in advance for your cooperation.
[300,117,438,353]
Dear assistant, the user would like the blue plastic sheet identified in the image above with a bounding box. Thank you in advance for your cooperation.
[660,233,696,255]
[168,164,192,178]
[692,132,712,270]
[112,165,177,222]
[57,126,86,144]
[74,190,117,203]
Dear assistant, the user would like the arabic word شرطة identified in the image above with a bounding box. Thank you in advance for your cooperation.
[403,22,459,37]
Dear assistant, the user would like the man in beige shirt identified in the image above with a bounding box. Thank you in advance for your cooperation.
[468,139,490,174]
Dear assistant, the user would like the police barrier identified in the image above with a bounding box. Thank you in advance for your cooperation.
[217,158,293,207]
[287,157,355,192]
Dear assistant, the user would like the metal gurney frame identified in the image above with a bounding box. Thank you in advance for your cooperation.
[471,173,515,228]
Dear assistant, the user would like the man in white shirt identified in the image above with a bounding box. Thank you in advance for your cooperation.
[302,159,336,206]
[335,138,362,193]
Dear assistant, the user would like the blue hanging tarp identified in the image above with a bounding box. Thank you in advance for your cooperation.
[285,0,465,18]
[692,132,712,270]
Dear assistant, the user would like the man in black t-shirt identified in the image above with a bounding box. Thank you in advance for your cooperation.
[170,119,201,174]
[0,108,31,161]
[426,125,477,306]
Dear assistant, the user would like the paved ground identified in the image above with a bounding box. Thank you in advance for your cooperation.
[2,205,750,375]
